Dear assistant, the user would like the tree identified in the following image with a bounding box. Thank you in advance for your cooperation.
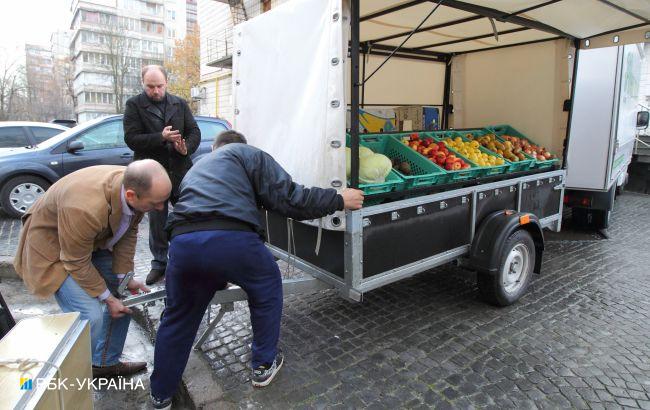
[101,24,132,114]
[165,28,200,113]
[0,51,29,121]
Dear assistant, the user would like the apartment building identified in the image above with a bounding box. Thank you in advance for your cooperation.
[69,0,188,122]
[197,0,278,123]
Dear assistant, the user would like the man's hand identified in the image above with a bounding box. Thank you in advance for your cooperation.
[162,126,181,143]
[341,188,364,210]
[173,138,188,156]
[105,295,132,318]
[126,279,150,295]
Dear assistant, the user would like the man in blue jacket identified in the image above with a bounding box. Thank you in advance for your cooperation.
[150,131,363,408]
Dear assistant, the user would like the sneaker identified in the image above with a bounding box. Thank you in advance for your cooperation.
[150,393,171,409]
[251,352,284,387]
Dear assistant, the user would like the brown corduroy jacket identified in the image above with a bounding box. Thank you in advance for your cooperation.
[13,165,143,298]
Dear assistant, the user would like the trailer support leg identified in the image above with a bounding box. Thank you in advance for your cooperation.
[193,302,235,350]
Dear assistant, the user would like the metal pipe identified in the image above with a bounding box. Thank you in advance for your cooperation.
[562,40,580,168]
[350,0,360,188]
[442,57,452,129]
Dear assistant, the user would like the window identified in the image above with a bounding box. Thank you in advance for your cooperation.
[0,127,29,148]
[75,121,125,151]
[31,127,65,144]
[197,120,227,142]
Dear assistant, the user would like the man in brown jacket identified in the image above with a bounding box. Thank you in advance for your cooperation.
[14,160,171,378]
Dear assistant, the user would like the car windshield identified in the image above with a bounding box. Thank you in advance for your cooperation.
[36,116,121,150]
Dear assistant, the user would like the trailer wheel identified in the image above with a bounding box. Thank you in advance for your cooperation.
[478,229,535,306]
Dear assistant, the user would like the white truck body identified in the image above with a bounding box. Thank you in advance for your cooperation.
[566,44,644,192]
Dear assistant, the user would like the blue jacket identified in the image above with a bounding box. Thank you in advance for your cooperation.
[167,143,343,236]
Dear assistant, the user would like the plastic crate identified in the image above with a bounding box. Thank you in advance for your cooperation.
[349,133,447,188]
[345,135,406,195]
[358,169,405,195]
[487,124,559,169]
[431,133,509,177]
[451,131,533,173]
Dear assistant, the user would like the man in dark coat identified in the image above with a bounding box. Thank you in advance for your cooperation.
[148,131,364,408]
[123,65,201,285]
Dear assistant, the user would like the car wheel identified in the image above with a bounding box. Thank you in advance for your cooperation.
[477,229,535,307]
[0,175,50,218]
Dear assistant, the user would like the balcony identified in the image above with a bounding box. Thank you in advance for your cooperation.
[206,27,232,69]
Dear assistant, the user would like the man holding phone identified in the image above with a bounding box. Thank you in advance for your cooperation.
[124,65,201,286]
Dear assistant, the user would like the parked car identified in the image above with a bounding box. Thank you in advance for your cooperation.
[0,114,230,217]
[0,122,68,151]
[50,119,78,128]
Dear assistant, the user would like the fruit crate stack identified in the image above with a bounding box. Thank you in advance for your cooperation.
[485,125,559,169]
[431,131,509,177]
[398,132,479,181]
[457,129,535,172]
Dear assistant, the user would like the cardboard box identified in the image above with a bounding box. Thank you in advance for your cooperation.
[394,106,440,131]
[0,312,93,409]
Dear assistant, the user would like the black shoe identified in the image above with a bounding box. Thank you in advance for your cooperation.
[150,393,172,409]
[251,352,284,387]
[92,361,147,378]
[146,268,166,285]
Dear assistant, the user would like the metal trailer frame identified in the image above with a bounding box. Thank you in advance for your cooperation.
[268,169,565,303]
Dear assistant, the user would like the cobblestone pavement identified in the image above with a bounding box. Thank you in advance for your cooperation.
[2,193,650,409]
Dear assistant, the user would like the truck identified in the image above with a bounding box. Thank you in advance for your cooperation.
[125,0,650,345]
[565,43,647,229]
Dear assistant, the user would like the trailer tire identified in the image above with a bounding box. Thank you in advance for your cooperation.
[477,229,535,306]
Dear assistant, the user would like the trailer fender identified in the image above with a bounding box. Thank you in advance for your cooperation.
[469,210,544,276]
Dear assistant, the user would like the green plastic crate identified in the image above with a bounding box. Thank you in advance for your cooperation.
[349,133,447,188]
[451,131,532,174]
[345,135,406,195]
[357,169,405,195]
[487,124,559,169]
[444,129,534,172]
[432,133,509,177]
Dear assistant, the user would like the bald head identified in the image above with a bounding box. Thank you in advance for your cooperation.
[142,65,168,101]
[124,160,171,212]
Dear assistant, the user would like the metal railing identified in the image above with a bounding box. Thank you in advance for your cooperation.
[206,27,233,68]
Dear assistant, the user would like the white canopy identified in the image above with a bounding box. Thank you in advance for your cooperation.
[360,0,649,54]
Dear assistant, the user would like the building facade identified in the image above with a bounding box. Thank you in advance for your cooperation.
[197,0,280,123]
[186,0,198,35]
[69,0,188,122]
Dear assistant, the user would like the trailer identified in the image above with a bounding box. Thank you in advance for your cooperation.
[125,0,649,345]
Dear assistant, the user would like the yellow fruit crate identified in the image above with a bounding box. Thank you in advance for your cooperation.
[457,129,535,172]
[432,132,509,176]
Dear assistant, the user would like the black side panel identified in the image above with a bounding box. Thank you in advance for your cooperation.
[362,195,471,278]
[476,185,518,226]
[521,177,562,218]
[264,212,345,278]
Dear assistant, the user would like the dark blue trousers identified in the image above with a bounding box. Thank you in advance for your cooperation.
[150,230,283,400]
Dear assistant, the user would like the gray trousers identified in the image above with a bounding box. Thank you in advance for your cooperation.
[149,200,170,270]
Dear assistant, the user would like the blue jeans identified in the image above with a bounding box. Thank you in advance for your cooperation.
[150,230,283,400]
[54,250,131,367]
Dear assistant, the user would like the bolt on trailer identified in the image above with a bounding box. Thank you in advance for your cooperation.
[125,0,650,344]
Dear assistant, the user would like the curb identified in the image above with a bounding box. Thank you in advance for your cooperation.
[131,301,233,409]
